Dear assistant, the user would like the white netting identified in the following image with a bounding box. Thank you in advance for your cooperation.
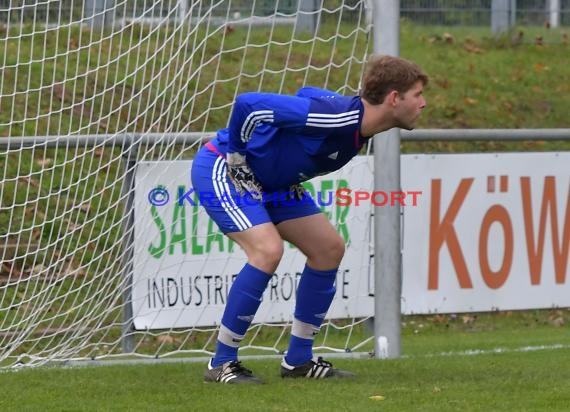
[0,0,373,367]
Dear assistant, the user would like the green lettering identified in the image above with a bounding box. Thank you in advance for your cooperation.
[336,179,350,245]
[302,181,315,197]
[169,196,188,255]
[148,205,167,258]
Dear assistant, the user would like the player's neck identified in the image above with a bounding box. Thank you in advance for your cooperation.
[359,98,396,137]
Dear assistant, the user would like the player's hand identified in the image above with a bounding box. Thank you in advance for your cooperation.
[287,183,307,201]
[226,153,263,200]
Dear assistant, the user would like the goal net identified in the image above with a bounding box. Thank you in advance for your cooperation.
[0,0,374,368]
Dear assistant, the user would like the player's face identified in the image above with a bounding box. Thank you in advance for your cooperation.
[393,81,426,130]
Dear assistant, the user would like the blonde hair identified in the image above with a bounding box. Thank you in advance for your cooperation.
[360,55,428,105]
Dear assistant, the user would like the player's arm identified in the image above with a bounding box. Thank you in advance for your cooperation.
[227,92,310,155]
[225,92,309,199]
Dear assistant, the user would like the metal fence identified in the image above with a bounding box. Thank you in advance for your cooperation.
[401,0,570,26]
[1,0,569,28]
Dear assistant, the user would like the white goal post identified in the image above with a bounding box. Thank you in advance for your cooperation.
[0,0,380,368]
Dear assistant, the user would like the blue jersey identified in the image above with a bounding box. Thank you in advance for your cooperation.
[209,87,366,191]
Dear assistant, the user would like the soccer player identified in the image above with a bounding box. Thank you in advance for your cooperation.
[192,55,428,384]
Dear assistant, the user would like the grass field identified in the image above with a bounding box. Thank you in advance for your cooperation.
[1,310,569,411]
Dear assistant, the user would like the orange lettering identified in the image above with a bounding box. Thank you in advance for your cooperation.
[479,205,513,289]
[521,177,570,285]
[428,178,474,290]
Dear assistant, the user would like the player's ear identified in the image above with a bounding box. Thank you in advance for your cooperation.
[387,90,399,106]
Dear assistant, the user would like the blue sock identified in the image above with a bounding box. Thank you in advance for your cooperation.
[211,263,271,367]
[285,265,337,366]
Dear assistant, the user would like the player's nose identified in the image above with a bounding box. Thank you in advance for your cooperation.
[419,96,426,109]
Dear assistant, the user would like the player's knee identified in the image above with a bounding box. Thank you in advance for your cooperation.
[308,234,345,268]
[326,235,345,265]
[248,240,284,273]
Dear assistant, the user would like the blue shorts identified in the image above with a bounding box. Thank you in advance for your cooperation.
[190,144,321,234]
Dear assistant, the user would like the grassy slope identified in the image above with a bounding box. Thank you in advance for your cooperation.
[1,23,570,134]
[399,23,570,153]
[402,23,570,129]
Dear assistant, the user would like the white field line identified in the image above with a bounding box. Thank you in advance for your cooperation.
[2,344,569,371]
[409,343,570,359]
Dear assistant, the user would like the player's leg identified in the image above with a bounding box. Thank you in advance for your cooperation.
[227,223,283,274]
[277,212,344,270]
[192,148,280,384]
[203,224,282,384]
[279,213,343,362]
[211,223,281,363]
[275,213,354,378]
[265,193,354,378]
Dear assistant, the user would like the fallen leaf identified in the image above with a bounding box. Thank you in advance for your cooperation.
[79,202,91,213]
[369,395,385,401]
[533,63,549,72]
[462,315,477,324]
[157,335,176,344]
[443,32,454,43]
[463,43,483,54]
[36,158,53,168]
[430,314,447,323]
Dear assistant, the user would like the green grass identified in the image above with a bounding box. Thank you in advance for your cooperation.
[2,22,570,137]
[1,310,569,411]
[405,23,570,130]
[398,21,570,154]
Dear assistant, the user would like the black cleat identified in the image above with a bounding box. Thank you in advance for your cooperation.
[280,356,356,379]
[204,359,264,384]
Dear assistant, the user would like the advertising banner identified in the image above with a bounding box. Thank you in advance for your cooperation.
[401,152,569,314]
[132,152,569,328]
[133,157,375,329]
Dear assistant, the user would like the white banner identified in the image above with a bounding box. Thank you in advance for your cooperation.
[132,152,570,329]
[401,152,570,314]
[132,158,375,329]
